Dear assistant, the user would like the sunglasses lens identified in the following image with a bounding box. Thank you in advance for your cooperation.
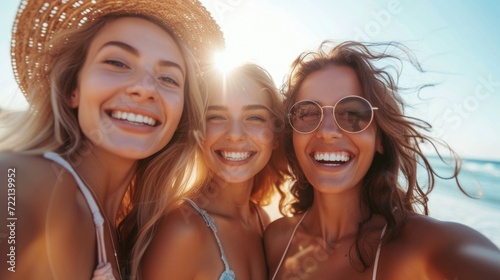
[289,96,375,134]
[289,101,322,133]
[334,97,373,132]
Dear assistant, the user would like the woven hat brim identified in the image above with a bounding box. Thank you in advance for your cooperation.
[11,0,225,99]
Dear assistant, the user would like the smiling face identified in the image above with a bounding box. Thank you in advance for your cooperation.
[292,65,382,194]
[203,76,276,186]
[71,17,186,160]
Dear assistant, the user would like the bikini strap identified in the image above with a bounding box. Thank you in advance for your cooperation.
[372,223,388,280]
[183,198,234,276]
[43,152,108,265]
[252,203,266,234]
[271,210,309,280]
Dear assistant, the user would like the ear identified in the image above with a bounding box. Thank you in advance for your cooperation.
[69,88,80,108]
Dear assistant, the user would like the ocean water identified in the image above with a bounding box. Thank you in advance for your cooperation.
[423,156,500,247]
[265,156,500,248]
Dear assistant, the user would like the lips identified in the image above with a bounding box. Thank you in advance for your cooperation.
[109,110,159,126]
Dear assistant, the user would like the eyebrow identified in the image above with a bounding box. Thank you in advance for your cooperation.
[207,104,271,111]
[99,41,185,76]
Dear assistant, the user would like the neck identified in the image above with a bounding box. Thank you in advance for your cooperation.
[200,177,255,221]
[70,148,137,225]
[307,189,365,243]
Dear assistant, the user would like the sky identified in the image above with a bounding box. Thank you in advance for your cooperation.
[1,0,500,160]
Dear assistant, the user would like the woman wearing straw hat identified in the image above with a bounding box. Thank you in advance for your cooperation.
[0,0,223,279]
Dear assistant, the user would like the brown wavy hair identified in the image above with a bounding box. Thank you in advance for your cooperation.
[281,41,465,270]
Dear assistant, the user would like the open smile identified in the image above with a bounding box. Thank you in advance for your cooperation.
[312,151,351,166]
[108,110,160,127]
[217,150,255,162]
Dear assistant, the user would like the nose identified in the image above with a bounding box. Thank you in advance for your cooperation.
[316,107,342,139]
[126,71,158,102]
[225,120,245,142]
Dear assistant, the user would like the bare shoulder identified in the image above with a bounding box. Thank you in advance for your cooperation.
[264,215,298,242]
[0,152,84,220]
[159,201,211,243]
[0,152,60,181]
[0,152,96,279]
[264,214,304,275]
[402,213,500,279]
[141,201,213,279]
[0,152,61,224]
[404,213,498,247]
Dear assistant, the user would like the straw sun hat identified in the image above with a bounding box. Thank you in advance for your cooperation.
[11,0,225,101]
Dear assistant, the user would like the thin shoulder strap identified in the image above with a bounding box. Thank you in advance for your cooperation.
[252,203,266,234]
[43,152,108,265]
[372,223,388,280]
[183,198,234,275]
[271,210,309,280]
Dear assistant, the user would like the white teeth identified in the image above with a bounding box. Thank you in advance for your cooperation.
[111,111,157,126]
[221,151,251,161]
[314,152,350,162]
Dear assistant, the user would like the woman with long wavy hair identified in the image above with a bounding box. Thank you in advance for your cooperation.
[264,41,500,280]
[0,1,223,279]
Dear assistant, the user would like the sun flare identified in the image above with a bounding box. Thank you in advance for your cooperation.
[213,50,242,74]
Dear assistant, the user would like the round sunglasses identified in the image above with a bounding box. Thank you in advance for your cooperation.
[288,95,378,134]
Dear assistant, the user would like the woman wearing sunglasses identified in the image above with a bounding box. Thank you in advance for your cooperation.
[264,41,500,280]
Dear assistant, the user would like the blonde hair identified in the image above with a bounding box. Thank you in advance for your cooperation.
[1,16,114,154]
[107,19,210,280]
[1,14,208,279]
[195,63,292,208]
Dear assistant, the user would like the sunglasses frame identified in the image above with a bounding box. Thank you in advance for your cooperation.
[288,95,379,134]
